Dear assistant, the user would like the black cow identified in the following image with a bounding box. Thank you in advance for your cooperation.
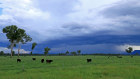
[46,60,53,63]
[32,58,36,60]
[17,59,21,63]
[41,59,44,63]
[87,59,92,63]
[117,56,122,58]
[108,56,110,59]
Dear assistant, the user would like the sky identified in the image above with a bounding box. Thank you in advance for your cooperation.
[0,0,140,54]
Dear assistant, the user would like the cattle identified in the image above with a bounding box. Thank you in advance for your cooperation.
[32,58,36,60]
[41,59,44,63]
[117,56,122,58]
[108,56,110,59]
[46,59,53,63]
[87,59,92,63]
[17,59,21,63]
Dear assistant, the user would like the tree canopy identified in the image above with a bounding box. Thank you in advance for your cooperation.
[31,42,37,55]
[77,50,81,55]
[44,47,51,56]
[3,25,32,57]
[126,47,133,53]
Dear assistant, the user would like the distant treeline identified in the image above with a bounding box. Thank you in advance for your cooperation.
[0,53,139,56]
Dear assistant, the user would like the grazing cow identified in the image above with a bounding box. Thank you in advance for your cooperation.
[108,56,110,59]
[87,59,92,63]
[32,58,36,60]
[17,59,21,63]
[117,56,122,58]
[41,59,44,63]
[46,59,53,63]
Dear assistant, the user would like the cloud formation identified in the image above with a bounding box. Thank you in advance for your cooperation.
[0,47,30,54]
[117,44,140,52]
[1,0,137,42]
[0,0,140,54]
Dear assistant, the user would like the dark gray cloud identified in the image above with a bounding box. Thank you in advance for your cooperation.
[17,34,140,54]
[98,0,140,35]
[1,0,140,54]
[102,0,140,18]
[50,44,121,54]
[62,23,90,33]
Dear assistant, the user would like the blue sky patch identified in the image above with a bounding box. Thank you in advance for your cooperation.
[0,8,3,15]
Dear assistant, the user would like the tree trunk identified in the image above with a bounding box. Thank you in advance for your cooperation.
[31,50,32,56]
[10,43,14,58]
[18,43,21,58]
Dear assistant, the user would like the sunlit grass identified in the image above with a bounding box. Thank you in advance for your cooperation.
[0,56,139,79]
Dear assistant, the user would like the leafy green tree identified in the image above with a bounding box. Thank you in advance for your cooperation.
[44,47,51,57]
[16,29,32,58]
[31,42,37,55]
[3,25,19,58]
[0,51,4,55]
[17,34,32,57]
[71,51,77,56]
[77,50,81,55]
[16,29,25,57]
[125,47,133,57]
[12,51,15,56]
[135,52,139,55]
[65,50,69,55]
[3,25,32,58]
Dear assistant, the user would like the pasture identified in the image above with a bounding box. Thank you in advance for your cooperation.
[0,56,140,79]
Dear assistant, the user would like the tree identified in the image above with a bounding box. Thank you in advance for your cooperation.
[71,51,77,56]
[44,47,51,56]
[31,42,37,55]
[16,29,32,58]
[65,50,69,55]
[12,51,15,56]
[17,34,32,57]
[125,47,133,57]
[3,25,19,58]
[3,25,32,58]
[135,52,139,55]
[0,51,4,55]
[77,50,81,55]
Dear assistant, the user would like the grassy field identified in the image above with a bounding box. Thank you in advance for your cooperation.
[0,56,140,79]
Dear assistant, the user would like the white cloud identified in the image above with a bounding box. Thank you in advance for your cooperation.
[0,0,50,19]
[0,47,30,54]
[0,0,50,29]
[0,0,139,43]
[116,44,140,52]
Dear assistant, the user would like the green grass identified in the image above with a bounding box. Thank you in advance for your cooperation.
[0,56,140,79]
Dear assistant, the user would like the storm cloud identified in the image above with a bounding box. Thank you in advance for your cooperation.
[0,0,140,54]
